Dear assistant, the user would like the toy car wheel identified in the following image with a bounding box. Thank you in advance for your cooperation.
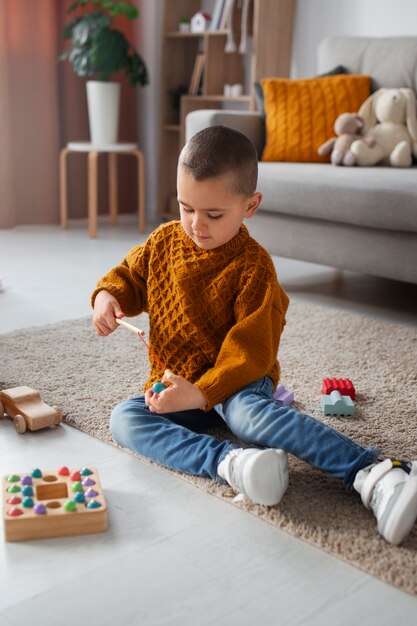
[0,400,4,417]
[52,406,63,425]
[14,414,27,434]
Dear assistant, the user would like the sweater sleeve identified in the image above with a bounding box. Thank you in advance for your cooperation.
[91,242,150,317]
[195,259,289,410]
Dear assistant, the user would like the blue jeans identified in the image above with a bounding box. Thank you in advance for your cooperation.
[110,377,380,490]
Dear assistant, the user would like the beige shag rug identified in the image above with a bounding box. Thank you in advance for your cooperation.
[1,302,416,595]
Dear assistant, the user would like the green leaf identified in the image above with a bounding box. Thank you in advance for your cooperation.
[90,27,129,74]
[119,3,138,19]
[93,0,138,18]
[125,50,149,87]
[71,12,111,46]
[62,16,82,39]
[68,46,92,76]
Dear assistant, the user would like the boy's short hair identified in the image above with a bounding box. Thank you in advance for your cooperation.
[179,125,258,196]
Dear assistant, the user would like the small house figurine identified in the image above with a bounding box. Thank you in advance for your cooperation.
[190,11,211,33]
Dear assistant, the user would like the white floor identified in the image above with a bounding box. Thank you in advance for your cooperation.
[1,217,417,626]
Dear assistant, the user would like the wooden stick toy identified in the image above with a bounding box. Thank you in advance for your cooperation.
[3,466,107,541]
[115,317,145,336]
[115,317,166,372]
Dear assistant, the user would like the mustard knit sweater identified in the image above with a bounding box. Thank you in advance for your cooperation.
[92,222,289,410]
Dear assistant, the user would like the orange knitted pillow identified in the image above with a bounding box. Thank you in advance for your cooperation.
[261,75,371,162]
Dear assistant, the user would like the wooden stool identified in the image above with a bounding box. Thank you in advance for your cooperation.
[60,142,145,238]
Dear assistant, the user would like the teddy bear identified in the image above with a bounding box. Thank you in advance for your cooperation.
[318,112,366,165]
[350,88,417,167]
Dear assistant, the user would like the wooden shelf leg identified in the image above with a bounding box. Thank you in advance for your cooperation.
[109,153,118,225]
[136,150,145,233]
[60,148,70,229]
[88,151,99,238]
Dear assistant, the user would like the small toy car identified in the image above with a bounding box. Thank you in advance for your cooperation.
[0,386,62,434]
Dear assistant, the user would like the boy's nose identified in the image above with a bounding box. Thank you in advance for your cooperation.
[192,213,206,230]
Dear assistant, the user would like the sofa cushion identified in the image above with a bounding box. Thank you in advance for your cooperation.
[257,162,417,233]
[254,65,348,117]
[318,37,417,92]
[261,75,371,163]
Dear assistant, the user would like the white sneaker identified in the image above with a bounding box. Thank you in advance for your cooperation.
[354,459,417,545]
[218,448,289,506]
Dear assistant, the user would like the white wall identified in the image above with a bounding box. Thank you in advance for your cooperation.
[292,0,417,77]
[136,0,417,219]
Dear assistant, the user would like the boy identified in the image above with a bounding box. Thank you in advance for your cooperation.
[92,126,417,545]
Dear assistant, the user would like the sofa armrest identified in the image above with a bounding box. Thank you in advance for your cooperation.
[185,110,265,157]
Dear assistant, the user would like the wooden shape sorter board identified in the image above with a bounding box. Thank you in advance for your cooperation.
[3,466,107,541]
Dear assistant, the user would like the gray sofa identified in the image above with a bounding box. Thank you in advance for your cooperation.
[186,37,417,284]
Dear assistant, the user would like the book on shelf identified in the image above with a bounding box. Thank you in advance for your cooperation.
[219,0,233,30]
[209,0,225,30]
[188,53,206,95]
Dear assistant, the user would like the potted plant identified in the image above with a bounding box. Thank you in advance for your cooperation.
[178,16,191,33]
[60,0,149,145]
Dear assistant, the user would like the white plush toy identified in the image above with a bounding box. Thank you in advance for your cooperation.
[351,88,417,167]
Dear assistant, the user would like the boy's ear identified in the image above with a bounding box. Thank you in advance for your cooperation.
[245,191,262,218]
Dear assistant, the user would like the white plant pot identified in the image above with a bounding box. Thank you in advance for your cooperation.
[86,81,121,146]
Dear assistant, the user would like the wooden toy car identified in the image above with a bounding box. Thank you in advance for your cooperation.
[0,386,62,434]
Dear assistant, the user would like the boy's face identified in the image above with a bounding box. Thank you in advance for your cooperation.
[177,168,262,250]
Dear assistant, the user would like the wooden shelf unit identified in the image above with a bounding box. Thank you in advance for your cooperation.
[165,29,229,38]
[158,0,295,220]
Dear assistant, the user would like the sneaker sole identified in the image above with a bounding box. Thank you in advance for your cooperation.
[378,472,417,545]
[242,449,289,506]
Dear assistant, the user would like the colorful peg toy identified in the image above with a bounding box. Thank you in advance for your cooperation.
[3,466,107,541]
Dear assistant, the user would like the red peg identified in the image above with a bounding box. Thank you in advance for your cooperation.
[58,466,70,476]
[7,507,23,516]
[70,470,81,481]
[7,496,22,505]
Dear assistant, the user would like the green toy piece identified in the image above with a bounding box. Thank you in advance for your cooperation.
[152,382,167,394]
[320,390,355,417]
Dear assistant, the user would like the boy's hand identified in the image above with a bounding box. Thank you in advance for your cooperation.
[145,370,207,414]
[93,290,124,336]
